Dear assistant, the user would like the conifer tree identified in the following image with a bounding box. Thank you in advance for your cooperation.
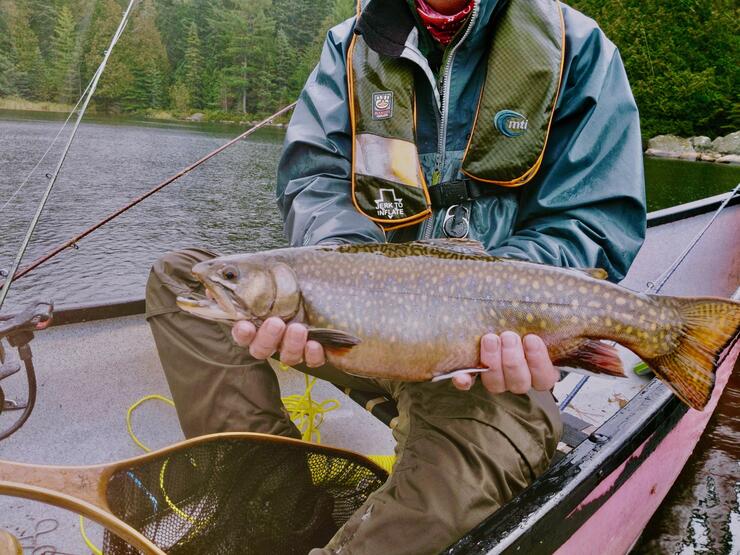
[83,0,130,112]
[182,21,204,109]
[9,5,45,99]
[47,5,79,102]
[119,0,169,111]
[0,6,17,96]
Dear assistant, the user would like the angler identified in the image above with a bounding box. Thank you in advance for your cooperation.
[147,0,646,553]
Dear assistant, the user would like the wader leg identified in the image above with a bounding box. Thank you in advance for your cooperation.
[145,248,302,439]
[145,248,386,439]
[311,381,562,555]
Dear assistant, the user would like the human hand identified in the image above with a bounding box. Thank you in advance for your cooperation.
[231,317,326,367]
[452,331,559,394]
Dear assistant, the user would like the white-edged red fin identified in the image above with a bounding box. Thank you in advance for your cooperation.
[642,296,740,411]
[552,340,625,377]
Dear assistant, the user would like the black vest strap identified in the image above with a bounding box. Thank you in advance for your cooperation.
[427,179,496,208]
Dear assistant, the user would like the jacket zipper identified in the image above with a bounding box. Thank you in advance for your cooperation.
[422,0,480,240]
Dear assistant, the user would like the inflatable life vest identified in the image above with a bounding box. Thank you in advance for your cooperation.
[347,0,565,231]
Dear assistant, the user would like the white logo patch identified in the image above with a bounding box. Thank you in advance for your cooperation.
[375,188,405,219]
[372,91,393,120]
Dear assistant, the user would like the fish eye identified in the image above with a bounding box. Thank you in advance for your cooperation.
[222,266,239,280]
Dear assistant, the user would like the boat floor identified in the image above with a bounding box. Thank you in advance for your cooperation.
[0,205,736,553]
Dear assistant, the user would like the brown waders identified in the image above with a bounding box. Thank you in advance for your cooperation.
[146,248,562,555]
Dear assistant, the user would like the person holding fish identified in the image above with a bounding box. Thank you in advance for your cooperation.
[146,0,650,552]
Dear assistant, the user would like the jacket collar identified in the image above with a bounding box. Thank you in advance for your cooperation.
[356,0,507,58]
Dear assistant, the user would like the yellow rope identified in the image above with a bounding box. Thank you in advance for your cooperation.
[281,373,340,443]
[79,516,103,555]
[126,394,175,452]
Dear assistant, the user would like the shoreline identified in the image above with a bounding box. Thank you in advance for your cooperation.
[1,102,738,164]
[0,99,288,128]
[645,133,740,165]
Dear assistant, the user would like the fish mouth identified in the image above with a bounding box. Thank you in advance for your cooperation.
[176,278,249,322]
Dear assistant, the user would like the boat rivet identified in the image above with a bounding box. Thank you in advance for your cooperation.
[589,432,610,444]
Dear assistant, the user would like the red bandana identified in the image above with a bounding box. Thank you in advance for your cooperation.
[415,0,475,46]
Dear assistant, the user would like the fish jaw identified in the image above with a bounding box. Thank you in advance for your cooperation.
[176,296,244,322]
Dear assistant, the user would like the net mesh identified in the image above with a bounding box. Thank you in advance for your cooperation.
[102,436,387,554]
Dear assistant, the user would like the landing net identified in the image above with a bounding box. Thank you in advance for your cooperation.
[101,436,387,554]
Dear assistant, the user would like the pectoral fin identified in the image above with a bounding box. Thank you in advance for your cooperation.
[307,328,362,352]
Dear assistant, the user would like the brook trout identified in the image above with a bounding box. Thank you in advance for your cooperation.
[176,239,740,411]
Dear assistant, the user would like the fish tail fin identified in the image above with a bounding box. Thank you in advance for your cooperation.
[644,296,740,411]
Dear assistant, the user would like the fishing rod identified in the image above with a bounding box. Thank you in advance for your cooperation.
[0,0,139,313]
[0,101,297,292]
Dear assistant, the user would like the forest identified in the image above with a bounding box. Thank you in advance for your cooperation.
[0,0,737,140]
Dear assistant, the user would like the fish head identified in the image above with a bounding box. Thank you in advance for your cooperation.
[177,255,302,324]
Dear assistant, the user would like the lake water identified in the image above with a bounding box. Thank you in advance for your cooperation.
[1,111,739,553]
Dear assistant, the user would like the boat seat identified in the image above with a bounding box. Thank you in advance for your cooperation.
[336,385,594,464]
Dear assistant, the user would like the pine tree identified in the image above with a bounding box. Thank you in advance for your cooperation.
[210,0,276,114]
[9,4,45,99]
[47,5,79,102]
[0,5,17,96]
[117,0,169,111]
[84,0,130,112]
[292,0,355,97]
[182,21,204,109]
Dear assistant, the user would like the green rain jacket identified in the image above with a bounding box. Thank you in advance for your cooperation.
[276,0,646,281]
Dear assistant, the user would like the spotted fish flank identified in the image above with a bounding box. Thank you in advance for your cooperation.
[176,239,740,411]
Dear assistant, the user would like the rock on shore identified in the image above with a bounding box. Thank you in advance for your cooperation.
[645,131,740,164]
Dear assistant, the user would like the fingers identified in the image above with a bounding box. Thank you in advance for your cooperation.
[480,334,506,394]
[452,372,477,391]
[231,318,285,360]
[232,318,326,368]
[232,320,257,347]
[304,340,326,368]
[523,334,559,391]
[500,331,531,394]
[479,332,554,395]
[279,323,308,366]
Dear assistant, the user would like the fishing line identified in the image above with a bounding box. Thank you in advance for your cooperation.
[0,0,139,313]
[0,101,297,292]
[647,183,740,295]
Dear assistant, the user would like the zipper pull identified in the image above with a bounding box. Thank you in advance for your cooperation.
[432,168,441,186]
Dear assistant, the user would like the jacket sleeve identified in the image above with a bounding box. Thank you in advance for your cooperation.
[276,19,386,247]
[489,8,646,282]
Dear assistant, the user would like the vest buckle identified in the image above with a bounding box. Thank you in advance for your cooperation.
[443,205,470,239]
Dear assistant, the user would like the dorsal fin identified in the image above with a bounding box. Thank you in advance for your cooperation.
[573,268,609,280]
[410,238,493,257]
